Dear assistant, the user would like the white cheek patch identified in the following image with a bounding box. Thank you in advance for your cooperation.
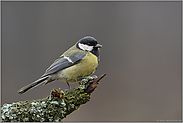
[64,56,74,63]
[78,43,93,51]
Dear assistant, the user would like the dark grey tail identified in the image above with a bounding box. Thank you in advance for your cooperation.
[18,76,49,94]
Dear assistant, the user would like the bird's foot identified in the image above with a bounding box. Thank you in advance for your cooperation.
[79,75,98,80]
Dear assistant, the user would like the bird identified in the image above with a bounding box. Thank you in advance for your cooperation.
[18,36,102,94]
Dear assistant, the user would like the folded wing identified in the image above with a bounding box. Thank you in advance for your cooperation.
[41,50,87,77]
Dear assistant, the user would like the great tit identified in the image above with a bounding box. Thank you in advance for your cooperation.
[18,36,102,94]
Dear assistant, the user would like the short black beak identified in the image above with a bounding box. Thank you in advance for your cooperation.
[95,44,102,48]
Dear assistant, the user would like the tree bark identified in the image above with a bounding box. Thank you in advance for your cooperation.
[1,74,106,122]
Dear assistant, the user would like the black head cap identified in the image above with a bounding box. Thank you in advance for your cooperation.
[76,36,102,57]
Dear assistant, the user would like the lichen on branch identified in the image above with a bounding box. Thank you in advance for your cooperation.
[1,74,106,122]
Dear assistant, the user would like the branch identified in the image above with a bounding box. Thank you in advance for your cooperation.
[1,74,106,122]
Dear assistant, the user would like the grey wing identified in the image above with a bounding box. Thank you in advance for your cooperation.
[41,50,86,77]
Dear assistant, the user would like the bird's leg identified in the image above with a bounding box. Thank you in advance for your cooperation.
[66,82,71,89]
[79,75,98,79]
[90,75,98,78]
[79,75,98,85]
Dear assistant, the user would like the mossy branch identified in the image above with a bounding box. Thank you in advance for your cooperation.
[1,74,106,122]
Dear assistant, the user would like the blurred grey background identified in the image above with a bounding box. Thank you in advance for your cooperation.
[2,1,181,122]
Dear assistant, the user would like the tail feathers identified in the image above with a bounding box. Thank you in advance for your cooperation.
[18,76,49,94]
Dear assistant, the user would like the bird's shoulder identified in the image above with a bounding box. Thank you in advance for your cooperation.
[42,46,87,76]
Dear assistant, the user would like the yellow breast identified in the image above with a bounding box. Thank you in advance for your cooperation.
[61,52,98,83]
